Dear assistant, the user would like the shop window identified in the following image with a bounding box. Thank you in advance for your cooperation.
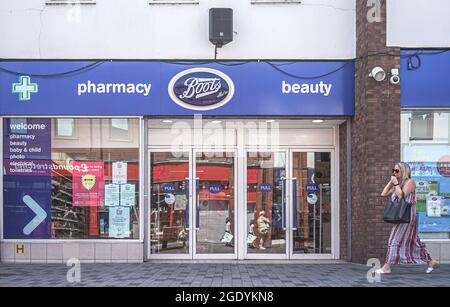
[2,117,140,240]
[110,118,130,141]
[410,112,434,140]
[55,118,76,138]
[402,111,450,240]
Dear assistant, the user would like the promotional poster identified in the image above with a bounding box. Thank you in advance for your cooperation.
[404,146,450,234]
[72,162,105,207]
[2,118,52,239]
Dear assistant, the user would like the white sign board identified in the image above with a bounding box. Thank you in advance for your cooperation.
[174,194,186,211]
[165,193,175,205]
[120,183,135,207]
[109,206,131,238]
[112,162,127,184]
[105,184,120,207]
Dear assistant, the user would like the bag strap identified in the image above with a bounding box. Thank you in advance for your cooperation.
[401,190,412,205]
[400,179,413,201]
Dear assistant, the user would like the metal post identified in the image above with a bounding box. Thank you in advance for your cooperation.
[143,117,149,261]
[319,185,323,254]
[346,119,352,262]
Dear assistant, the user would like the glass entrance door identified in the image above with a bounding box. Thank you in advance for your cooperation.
[149,151,191,259]
[193,150,236,259]
[149,149,236,259]
[246,151,288,259]
[149,148,335,260]
[244,149,335,260]
[290,151,334,259]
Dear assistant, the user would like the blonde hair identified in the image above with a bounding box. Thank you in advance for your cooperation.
[396,162,411,187]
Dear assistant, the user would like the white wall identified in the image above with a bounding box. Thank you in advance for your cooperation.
[387,0,450,47]
[0,0,355,59]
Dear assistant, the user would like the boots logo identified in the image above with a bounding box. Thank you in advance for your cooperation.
[168,68,234,111]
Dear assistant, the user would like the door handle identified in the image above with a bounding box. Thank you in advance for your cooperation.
[281,177,286,230]
[195,177,200,230]
[185,177,190,230]
[292,177,298,232]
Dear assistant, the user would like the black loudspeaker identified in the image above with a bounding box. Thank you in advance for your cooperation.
[209,8,233,47]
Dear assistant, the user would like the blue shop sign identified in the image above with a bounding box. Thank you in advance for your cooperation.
[162,184,177,193]
[306,183,319,193]
[401,50,450,108]
[259,183,272,193]
[208,184,222,194]
[0,61,355,116]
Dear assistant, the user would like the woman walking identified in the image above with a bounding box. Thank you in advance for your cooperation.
[377,162,439,274]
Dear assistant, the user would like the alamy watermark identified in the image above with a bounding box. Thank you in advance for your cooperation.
[366,258,382,283]
[66,258,81,283]
[168,115,280,158]
[367,0,382,23]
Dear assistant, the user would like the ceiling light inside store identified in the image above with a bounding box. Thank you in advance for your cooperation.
[312,119,324,123]
[162,120,173,123]
[266,119,276,123]
[211,120,222,124]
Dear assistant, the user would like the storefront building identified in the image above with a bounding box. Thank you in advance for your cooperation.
[1,0,450,264]
[0,61,353,262]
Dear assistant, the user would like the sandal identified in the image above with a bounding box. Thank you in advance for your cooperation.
[426,261,439,274]
[375,268,391,274]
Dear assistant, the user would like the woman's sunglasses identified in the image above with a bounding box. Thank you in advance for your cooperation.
[392,169,400,174]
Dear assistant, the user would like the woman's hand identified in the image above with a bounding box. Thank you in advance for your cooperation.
[390,176,399,186]
[381,176,399,197]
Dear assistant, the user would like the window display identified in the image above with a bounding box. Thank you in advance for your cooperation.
[401,111,450,239]
[2,118,140,240]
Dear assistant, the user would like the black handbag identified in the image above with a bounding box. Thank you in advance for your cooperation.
[383,192,411,224]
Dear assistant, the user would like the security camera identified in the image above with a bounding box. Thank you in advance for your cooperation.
[390,69,400,85]
[369,67,386,82]
[390,75,400,85]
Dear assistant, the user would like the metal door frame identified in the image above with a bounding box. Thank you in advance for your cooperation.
[147,147,238,260]
[288,148,339,260]
[147,148,192,260]
[192,147,238,260]
[146,122,340,261]
[243,148,290,260]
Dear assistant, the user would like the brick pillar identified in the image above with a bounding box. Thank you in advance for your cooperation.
[352,0,401,264]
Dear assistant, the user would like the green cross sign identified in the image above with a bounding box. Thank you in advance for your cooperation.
[12,76,38,101]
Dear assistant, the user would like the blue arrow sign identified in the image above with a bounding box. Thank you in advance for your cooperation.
[22,195,48,235]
